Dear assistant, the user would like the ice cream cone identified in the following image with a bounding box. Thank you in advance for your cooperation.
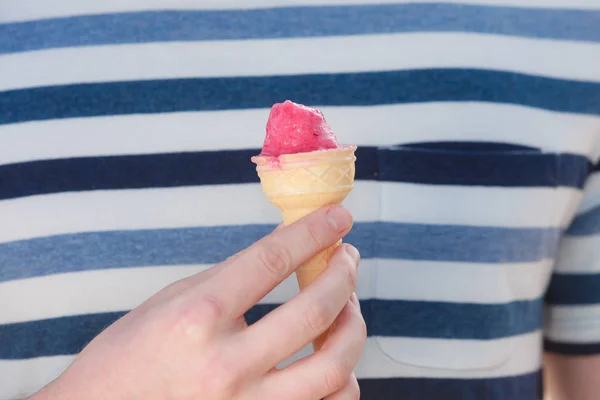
[252,146,357,350]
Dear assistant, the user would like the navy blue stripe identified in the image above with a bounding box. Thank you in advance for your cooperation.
[544,339,600,356]
[365,298,542,339]
[379,146,590,188]
[545,273,600,305]
[0,299,541,359]
[0,150,261,201]
[1,3,598,54]
[0,312,125,359]
[2,70,600,127]
[358,371,542,400]
[567,205,600,235]
[400,141,540,152]
[0,147,590,201]
[0,223,560,283]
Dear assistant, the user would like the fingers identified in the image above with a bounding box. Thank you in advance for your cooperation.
[325,373,360,400]
[230,244,360,374]
[258,298,367,400]
[198,205,353,320]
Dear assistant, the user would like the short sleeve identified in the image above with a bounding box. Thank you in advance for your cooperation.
[544,148,600,355]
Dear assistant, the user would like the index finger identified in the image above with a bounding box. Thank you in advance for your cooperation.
[208,205,353,320]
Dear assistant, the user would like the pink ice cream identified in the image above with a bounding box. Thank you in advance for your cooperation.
[259,100,340,157]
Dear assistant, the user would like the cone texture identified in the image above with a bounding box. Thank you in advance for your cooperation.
[253,146,356,350]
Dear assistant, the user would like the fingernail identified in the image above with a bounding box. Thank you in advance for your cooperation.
[344,244,360,265]
[326,206,352,232]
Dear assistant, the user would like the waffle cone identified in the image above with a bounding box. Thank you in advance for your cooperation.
[252,146,357,350]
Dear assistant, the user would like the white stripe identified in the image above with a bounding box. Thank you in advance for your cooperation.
[362,332,542,377]
[0,264,212,324]
[1,104,599,166]
[284,333,542,377]
[2,0,600,23]
[0,333,542,399]
[545,304,600,343]
[0,183,371,244]
[382,184,581,229]
[0,182,580,244]
[0,258,550,324]
[0,264,284,324]
[374,259,553,304]
[0,356,75,400]
[3,33,600,92]
[555,235,600,274]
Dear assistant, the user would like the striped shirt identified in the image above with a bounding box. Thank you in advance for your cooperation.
[1,1,600,399]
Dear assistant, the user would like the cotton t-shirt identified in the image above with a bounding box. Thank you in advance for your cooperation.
[1,1,600,399]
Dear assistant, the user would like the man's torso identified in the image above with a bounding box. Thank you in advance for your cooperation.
[1,1,599,398]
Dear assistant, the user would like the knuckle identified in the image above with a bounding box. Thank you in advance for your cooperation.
[258,241,293,278]
[305,302,330,335]
[198,294,227,322]
[324,363,349,393]
[173,294,225,335]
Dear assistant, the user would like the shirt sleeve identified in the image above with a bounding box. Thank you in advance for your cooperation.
[544,150,600,355]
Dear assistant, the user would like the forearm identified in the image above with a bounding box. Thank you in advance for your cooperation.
[544,353,600,400]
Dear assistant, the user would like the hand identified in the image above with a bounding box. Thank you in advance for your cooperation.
[31,205,365,400]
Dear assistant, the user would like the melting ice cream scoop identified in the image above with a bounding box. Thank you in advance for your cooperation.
[259,100,340,157]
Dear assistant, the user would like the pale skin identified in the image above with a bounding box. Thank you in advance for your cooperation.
[544,354,600,400]
[23,204,599,400]
[28,205,366,400]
